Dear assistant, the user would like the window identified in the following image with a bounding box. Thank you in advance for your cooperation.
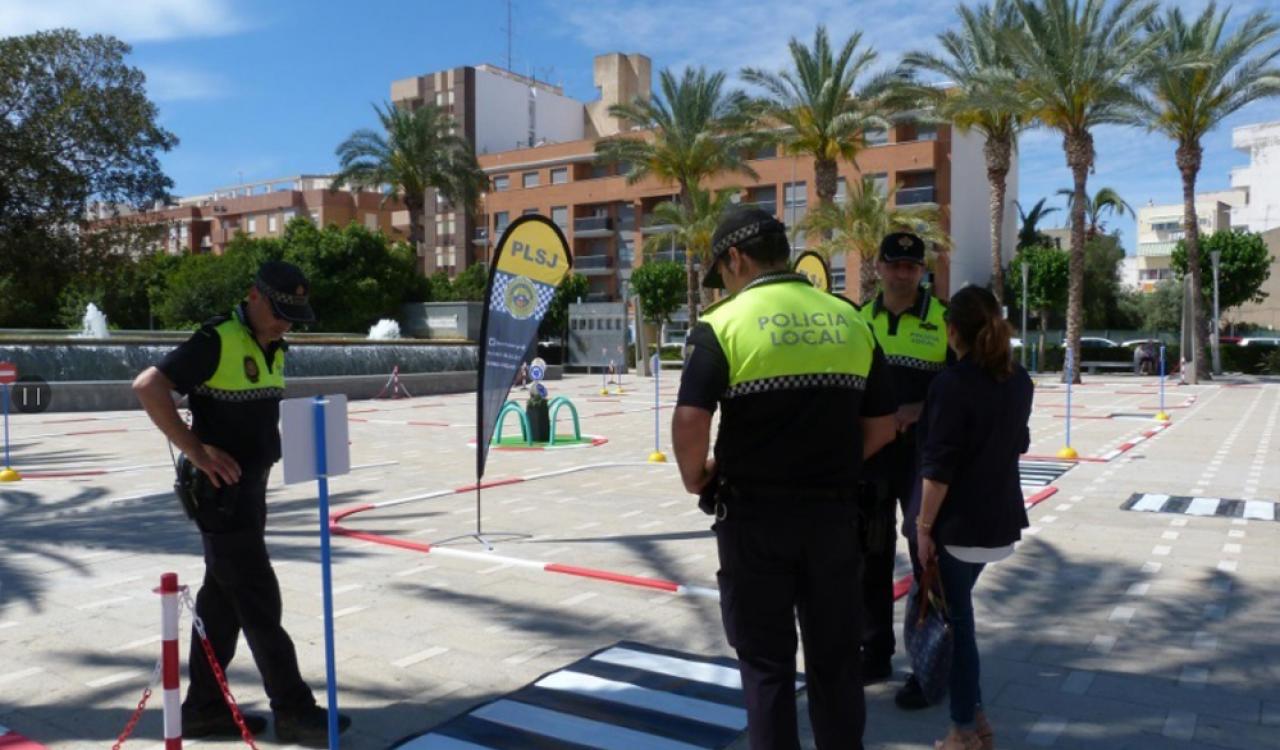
[551,206,568,228]
[866,173,888,196]
[620,239,635,266]
[835,178,848,204]
[493,175,510,191]
[914,124,939,141]
[551,167,569,185]
[247,216,257,234]
[268,215,278,233]
[365,213,378,231]
[522,171,540,189]
[865,128,888,146]
[784,182,807,250]
[180,224,189,241]
[494,211,509,231]
[591,163,610,179]
[523,207,539,216]
[308,210,320,224]
[283,209,297,222]
[754,143,778,159]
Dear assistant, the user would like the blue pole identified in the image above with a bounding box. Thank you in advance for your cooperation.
[1064,351,1073,449]
[3,384,10,468]
[1159,345,1166,413]
[312,396,339,749]
[654,357,660,453]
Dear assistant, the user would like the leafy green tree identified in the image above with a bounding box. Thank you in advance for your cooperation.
[334,102,485,272]
[1007,0,1161,380]
[1136,280,1184,332]
[803,175,951,303]
[153,246,260,329]
[539,273,590,343]
[630,261,687,336]
[1134,1,1280,379]
[0,29,177,327]
[1172,229,1274,312]
[1016,197,1060,250]
[1008,243,1070,361]
[742,25,887,213]
[595,67,757,325]
[901,0,1028,301]
[448,262,489,302]
[1081,235,1130,328]
[1055,186,1135,239]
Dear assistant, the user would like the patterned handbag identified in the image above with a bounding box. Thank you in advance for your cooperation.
[903,560,953,704]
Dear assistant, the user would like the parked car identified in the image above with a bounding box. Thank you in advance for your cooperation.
[1081,336,1120,348]
[1239,337,1280,347]
[1219,335,1243,346]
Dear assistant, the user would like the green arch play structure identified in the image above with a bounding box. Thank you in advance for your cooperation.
[492,397,587,446]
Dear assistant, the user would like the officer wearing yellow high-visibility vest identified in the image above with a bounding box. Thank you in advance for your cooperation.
[856,232,952,711]
[133,261,350,746]
[673,207,897,750]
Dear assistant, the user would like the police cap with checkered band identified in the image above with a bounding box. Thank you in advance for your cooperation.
[254,260,315,323]
[703,207,789,289]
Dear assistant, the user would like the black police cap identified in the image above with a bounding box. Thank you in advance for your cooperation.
[879,232,926,265]
[703,207,789,289]
[255,261,315,323]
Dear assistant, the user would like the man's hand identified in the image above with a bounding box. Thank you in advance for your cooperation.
[686,457,716,495]
[190,444,241,488]
[917,524,936,564]
[895,402,924,432]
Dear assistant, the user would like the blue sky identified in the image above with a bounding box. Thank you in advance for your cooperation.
[4,0,1280,253]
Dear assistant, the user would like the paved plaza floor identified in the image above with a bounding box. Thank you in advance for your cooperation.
[0,373,1277,749]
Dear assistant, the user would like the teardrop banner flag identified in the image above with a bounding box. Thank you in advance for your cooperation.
[794,251,831,292]
[476,215,572,480]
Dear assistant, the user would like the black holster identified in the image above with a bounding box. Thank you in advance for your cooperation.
[174,453,240,522]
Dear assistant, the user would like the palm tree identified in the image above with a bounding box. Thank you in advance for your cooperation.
[1134,2,1280,380]
[1016,197,1060,249]
[901,0,1028,303]
[1006,0,1161,382]
[804,175,951,303]
[641,187,739,264]
[1055,186,1135,238]
[595,67,757,325]
[334,103,485,272]
[741,26,888,213]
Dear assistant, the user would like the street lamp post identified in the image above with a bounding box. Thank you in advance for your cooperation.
[1210,249,1222,375]
[1021,261,1029,368]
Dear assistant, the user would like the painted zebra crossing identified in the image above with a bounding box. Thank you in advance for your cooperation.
[1122,494,1278,521]
[394,642,799,750]
[1020,459,1074,490]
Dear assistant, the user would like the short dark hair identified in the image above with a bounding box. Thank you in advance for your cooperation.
[735,231,790,266]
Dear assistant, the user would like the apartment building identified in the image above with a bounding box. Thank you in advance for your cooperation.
[476,120,1018,324]
[1135,196,1237,292]
[389,54,649,275]
[88,175,405,255]
[1230,120,1280,233]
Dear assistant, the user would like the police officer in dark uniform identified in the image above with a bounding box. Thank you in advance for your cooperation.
[856,233,951,710]
[673,207,897,749]
[133,262,350,746]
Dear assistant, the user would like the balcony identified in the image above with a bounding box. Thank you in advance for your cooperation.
[575,254,614,275]
[641,216,675,234]
[574,216,614,237]
[896,186,936,206]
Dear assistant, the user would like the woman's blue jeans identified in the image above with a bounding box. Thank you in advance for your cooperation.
[937,548,986,728]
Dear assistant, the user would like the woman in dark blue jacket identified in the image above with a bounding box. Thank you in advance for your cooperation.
[914,286,1033,750]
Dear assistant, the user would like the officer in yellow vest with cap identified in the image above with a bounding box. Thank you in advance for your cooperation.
[856,232,951,710]
[673,207,897,749]
[133,261,350,746]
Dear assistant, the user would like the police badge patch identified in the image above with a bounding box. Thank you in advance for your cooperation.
[243,356,260,383]
[504,275,538,321]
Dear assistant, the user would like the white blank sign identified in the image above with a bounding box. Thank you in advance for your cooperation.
[280,395,351,485]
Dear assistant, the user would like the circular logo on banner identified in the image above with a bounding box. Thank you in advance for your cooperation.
[529,364,545,381]
[504,276,537,320]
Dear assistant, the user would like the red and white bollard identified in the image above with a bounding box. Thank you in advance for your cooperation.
[160,572,182,750]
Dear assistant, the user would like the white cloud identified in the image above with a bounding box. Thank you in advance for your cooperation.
[144,65,230,101]
[0,0,244,42]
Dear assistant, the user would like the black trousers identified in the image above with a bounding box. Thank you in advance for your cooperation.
[714,494,865,750]
[184,468,314,714]
[860,479,918,665]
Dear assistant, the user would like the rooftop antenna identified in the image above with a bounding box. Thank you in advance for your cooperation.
[505,0,513,71]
